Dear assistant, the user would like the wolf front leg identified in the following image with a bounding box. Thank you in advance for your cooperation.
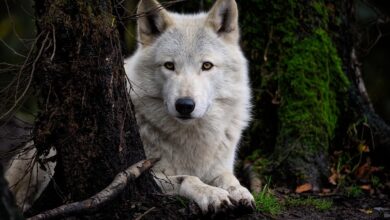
[154,173,233,213]
[211,172,255,209]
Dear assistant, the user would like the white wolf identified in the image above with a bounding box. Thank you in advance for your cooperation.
[125,0,254,213]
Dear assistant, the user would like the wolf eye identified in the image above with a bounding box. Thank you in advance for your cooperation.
[202,62,214,71]
[164,62,175,71]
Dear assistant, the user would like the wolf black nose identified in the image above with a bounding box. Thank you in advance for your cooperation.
[175,98,195,116]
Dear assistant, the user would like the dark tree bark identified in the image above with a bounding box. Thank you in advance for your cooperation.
[239,0,350,189]
[238,0,390,189]
[30,0,159,218]
[346,1,390,162]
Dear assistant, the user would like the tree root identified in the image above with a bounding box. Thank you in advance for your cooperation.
[27,158,159,220]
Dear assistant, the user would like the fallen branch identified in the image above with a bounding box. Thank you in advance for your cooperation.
[27,158,159,220]
[351,48,374,112]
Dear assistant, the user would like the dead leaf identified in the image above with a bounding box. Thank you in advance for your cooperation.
[370,166,382,173]
[356,162,371,179]
[328,168,338,185]
[328,173,338,185]
[358,144,370,153]
[295,183,312,193]
[359,208,373,214]
[342,165,351,174]
[361,184,371,191]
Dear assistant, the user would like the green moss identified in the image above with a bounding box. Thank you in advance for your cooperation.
[346,185,363,198]
[285,197,333,211]
[278,29,349,152]
[312,1,328,21]
[240,1,351,182]
[246,149,272,174]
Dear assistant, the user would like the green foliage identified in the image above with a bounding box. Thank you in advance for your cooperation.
[246,149,270,174]
[346,185,363,198]
[285,197,333,211]
[253,177,333,215]
[253,178,282,215]
[371,175,381,188]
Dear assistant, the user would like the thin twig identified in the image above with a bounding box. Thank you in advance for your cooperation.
[0,38,26,58]
[0,32,48,121]
[263,26,273,62]
[50,24,56,61]
[134,207,156,220]
[27,158,159,220]
[4,0,28,47]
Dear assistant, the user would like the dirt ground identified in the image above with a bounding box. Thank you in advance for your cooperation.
[134,192,389,220]
[25,183,389,219]
[275,195,389,220]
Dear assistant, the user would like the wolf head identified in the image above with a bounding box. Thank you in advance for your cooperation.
[130,0,248,123]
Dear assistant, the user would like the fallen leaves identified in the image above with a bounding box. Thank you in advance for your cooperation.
[295,183,313,193]
[328,168,339,185]
[359,208,373,215]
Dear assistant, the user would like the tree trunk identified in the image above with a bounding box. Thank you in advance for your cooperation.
[346,2,390,164]
[239,0,352,188]
[31,0,159,218]
[239,0,390,189]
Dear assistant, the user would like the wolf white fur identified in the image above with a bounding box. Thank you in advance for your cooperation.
[125,0,254,212]
[5,144,56,212]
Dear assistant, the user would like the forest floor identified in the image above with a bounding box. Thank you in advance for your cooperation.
[250,190,390,220]
[132,165,390,220]
[134,187,390,220]
[25,176,389,220]
[25,158,389,220]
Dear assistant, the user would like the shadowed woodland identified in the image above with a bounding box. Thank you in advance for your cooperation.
[0,0,389,219]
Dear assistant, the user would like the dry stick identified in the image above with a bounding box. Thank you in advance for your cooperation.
[50,24,56,61]
[351,48,374,112]
[27,158,159,220]
[0,32,47,121]
[134,207,156,220]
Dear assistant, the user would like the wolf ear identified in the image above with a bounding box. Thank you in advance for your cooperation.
[206,0,239,43]
[137,0,172,46]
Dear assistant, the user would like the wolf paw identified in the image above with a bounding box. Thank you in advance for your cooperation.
[227,185,255,211]
[196,187,232,214]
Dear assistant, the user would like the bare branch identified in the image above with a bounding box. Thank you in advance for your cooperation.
[0,32,48,121]
[27,158,159,220]
[50,25,56,61]
[351,48,374,112]
[0,38,26,58]
[3,0,28,47]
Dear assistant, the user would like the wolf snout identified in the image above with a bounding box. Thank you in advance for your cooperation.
[175,97,195,118]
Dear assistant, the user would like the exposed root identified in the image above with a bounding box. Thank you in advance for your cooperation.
[27,158,159,220]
